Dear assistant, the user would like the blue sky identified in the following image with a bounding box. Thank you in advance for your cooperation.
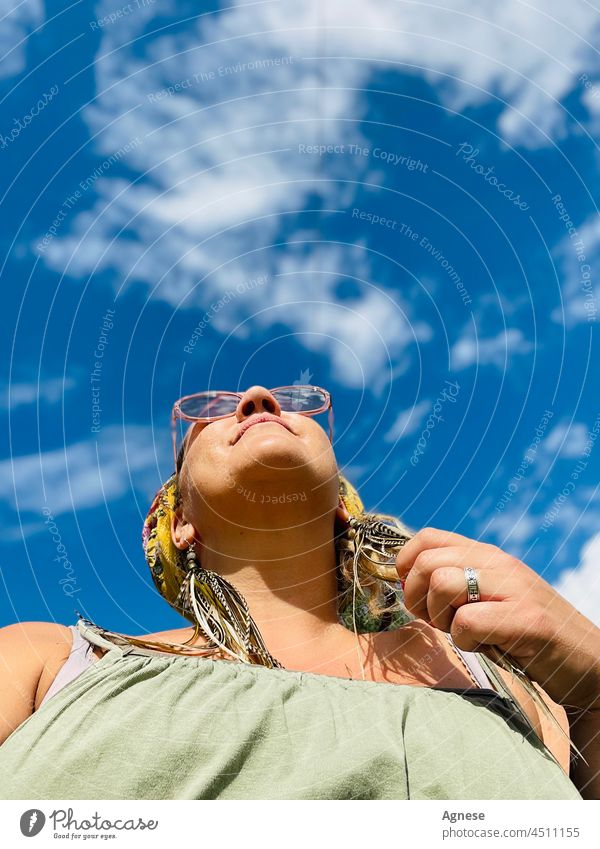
[1,0,599,633]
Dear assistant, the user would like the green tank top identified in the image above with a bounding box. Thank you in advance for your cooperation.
[0,620,581,800]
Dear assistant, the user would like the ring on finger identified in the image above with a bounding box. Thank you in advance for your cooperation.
[464,567,480,603]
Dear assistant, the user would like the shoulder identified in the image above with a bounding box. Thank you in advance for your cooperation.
[0,620,73,657]
[135,625,205,644]
[493,664,571,774]
[0,621,74,743]
[0,621,74,704]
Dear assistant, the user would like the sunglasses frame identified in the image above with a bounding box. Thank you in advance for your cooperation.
[171,385,334,469]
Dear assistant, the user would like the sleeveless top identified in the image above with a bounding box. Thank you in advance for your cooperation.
[38,622,495,706]
[0,618,582,800]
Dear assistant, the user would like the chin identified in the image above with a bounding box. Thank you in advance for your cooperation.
[236,432,306,465]
[236,451,309,479]
[232,431,337,489]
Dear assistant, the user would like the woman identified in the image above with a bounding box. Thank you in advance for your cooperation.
[1,384,599,799]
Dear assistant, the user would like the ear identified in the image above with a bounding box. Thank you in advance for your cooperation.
[170,508,200,551]
[336,500,350,524]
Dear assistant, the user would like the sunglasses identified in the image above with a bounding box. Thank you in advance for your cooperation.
[171,385,334,470]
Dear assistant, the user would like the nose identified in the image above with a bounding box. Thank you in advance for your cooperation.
[235,386,282,422]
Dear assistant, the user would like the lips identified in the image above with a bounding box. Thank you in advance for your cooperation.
[234,414,293,443]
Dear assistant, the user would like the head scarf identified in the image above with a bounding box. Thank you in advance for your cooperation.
[142,471,413,635]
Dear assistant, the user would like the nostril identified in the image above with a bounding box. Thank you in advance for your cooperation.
[241,400,255,416]
[263,399,276,414]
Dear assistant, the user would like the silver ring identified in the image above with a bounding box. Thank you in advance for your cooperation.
[464,567,480,603]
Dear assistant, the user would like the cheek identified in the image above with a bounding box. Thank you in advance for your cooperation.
[305,428,337,475]
[185,437,232,492]
[308,423,334,454]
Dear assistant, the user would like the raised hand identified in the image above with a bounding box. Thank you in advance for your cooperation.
[394,527,600,716]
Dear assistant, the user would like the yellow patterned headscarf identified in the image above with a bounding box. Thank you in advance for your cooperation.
[142,471,412,634]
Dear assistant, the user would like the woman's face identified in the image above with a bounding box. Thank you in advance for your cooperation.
[177,385,340,527]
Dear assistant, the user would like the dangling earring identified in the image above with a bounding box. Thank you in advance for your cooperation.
[346,513,411,580]
[338,516,368,679]
[176,541,283,670]
[337,512,415,635]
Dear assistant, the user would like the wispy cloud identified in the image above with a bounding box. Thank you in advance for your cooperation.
[257,244,428,390]
[1,377,76,409]
[552,214,600,327]
[39,1,600,285]
[0,0,43,80]
[451,327,533,370]
[384,400,431,442]
[0,425,167,518]
[474,413,600,566]
[28,0,600,389]
[543,422,591,459]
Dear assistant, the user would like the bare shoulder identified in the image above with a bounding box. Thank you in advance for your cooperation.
[494,665,571,774]
[0,620,72,660]
[0,621,73,744]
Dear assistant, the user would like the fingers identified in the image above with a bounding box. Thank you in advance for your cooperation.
[400,545,510,622]
[394,527,542,657]
[426,566,472,631]
[450,601,527,654]
[396,527,482,583]
[396,528,499,585]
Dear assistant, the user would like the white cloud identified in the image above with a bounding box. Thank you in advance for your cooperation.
[543,422,590,459]
[251,243,427,390]
[552,214,600,327]
[474,410,600,563]
[384,400,430,442]
[36,0,600,284]
[28,0,600,383]
[553,532,600,628]
[0,425,167,517]
[580,71,600,137]
[0,0,43,80]
[485,509,539,547]
[1,377,76,409]
[451,327,533,370]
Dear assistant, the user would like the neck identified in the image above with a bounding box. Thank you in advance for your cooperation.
[196,503,344,653]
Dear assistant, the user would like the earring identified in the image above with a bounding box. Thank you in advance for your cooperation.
[336,515,371,631]
[185,540,199,573]
[176,541,283,669]
[343,513,412,580]
[337,513,415,633]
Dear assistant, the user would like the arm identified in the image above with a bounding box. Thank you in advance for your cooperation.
[566,707,600,799]
[0,621,72,745]
[495,666,572,775]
